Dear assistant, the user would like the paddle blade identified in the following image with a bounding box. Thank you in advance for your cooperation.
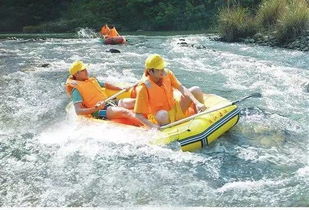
[251,92,262,98]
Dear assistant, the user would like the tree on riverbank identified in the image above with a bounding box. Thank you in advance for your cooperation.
[0,0,70,32]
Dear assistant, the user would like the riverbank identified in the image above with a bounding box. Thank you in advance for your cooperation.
[241,31,309,51]
[212,31,309,52]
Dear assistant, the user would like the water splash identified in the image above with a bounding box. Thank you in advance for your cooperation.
[77,28,99,39]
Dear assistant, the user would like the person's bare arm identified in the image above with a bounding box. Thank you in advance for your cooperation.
[74,102,105,115]
[177,85,206,112]
[135,113,159,129]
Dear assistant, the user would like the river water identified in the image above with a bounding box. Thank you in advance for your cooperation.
[0,32,308,207]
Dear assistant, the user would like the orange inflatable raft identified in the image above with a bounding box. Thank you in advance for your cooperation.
[103,36,126,45]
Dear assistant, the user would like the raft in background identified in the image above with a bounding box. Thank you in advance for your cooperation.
[103,36,126,45]
[66,87,240,152]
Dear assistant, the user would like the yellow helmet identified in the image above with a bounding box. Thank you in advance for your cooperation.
[145,54,166,69]
[69,60,87,75]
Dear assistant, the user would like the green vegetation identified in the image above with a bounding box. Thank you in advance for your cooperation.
[0,0,262,33]
[0,0,68,32]
[256,0,288,29]
[275,0,309,42]
[218,7,257,41]
[218,0,309,43]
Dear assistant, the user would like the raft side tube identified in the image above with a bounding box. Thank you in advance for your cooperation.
[179,107,240,151]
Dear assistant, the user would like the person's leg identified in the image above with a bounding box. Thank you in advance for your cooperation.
[118,98,136,109]
[179,86,204,113]
[106,106,141,125]
[190,86,204,103]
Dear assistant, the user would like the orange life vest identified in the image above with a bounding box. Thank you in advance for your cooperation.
[106,27,120,38]
[101,25,110,36]
[65,76,107,108]
[142,72,176,115]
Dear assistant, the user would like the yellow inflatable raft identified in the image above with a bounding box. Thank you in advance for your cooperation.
[67,87,240,152]
[155,93,240,151]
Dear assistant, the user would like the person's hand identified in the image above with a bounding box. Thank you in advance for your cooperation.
[123,86,131,92]
[195,102,207,113]
[95,101,105,110]
[150,123,160,130]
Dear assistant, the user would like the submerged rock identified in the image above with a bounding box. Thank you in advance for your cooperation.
[240,107,269,117]
[239,124,286,147]
[41,63,50,67]
[106,48,121,53]
[177,41,208,50]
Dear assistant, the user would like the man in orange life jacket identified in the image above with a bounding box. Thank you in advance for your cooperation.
[134,54,207,129]
[100,24,120,39]
[106,25,120,38]
[65,61,139,124]
[100,24,110,38]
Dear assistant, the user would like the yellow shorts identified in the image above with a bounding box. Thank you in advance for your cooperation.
[168,100,186,123]
[147,96,195,124]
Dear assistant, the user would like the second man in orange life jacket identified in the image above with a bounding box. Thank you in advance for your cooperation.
[65,61,141,125]
[133,54,207,129]
[100,24,110,37]
[105,25,120,38]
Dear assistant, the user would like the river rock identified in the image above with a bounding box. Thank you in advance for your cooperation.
[236,30,309,51]
[178,41,188,45]
[106,49,121,53]
[41,63,50,67]
[244,38,255,44]
[253,33,263,40]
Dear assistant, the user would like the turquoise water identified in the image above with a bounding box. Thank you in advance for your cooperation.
[0,32,308,207]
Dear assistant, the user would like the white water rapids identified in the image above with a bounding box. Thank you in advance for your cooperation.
[0,32,308,207]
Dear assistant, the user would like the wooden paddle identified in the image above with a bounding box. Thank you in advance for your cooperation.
[159,92,262,130]
[97,82,139,106]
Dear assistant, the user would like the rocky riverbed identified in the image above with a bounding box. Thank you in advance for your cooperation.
[209,30,309,52]
[242,31,309,51]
